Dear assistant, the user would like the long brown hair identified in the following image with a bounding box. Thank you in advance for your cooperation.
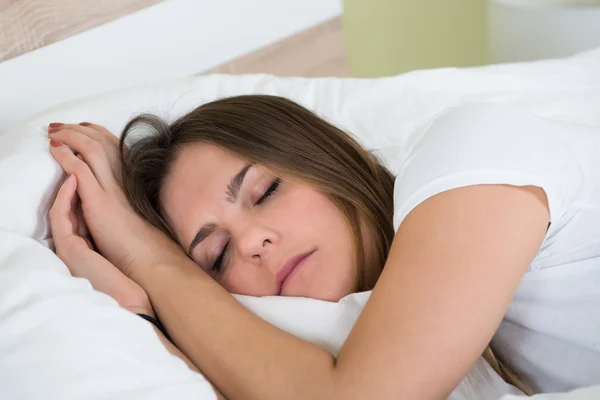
[118,94,531,395]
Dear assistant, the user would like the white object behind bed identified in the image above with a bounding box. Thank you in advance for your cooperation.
[0,0,342,134]
[1,48,600,400]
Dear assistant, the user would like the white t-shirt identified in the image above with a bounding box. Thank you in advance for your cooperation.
[391,103,600,393]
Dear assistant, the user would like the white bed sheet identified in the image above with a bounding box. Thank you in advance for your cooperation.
[1,47,600,400]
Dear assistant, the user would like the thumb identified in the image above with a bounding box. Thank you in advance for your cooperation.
[50,173,78,241]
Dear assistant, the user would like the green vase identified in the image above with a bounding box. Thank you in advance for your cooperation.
[342,0,488,77]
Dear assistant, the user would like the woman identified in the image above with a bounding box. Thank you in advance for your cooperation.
[47,95,600,399]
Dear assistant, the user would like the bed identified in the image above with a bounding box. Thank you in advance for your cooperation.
[1,47,600,399]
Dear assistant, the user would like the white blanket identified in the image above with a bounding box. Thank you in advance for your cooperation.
[1,48,600,399]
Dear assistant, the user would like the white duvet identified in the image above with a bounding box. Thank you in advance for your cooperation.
[1,48,600,400]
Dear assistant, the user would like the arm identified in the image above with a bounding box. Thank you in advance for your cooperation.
[135,184,549,400]
[146,319,227,400]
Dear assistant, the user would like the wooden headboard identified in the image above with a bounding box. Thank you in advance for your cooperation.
[0,0,163,62]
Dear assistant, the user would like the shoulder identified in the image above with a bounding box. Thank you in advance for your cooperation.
[404,102,558,165]
[393,103,579,231]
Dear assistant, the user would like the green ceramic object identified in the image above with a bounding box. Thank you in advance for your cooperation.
[342,0,488,77]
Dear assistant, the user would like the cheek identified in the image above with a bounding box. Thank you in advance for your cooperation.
[293,190,352,247]
[302,251,358,301]
[284,189,338,230]
[219,266,275,296]
[288,188,359,295]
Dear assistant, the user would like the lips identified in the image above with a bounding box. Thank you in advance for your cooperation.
[276,250,315,295]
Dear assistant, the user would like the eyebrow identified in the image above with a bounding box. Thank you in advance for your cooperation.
[187,163,253,254]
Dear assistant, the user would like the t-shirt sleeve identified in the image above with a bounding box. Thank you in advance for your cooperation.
[393,103,584,232]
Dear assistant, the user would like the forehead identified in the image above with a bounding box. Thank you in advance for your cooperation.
[160,143,246,243]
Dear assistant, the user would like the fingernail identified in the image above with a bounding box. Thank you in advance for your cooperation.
[79,122,92,126]
[48,122,64,128]
[48,127,60,134]
[50,139,63,147]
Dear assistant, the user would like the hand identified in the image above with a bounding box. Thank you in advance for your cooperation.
[49,172,153,315]
[47,123,184,279]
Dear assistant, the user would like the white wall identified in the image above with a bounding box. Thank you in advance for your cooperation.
[0,0,342,133]
[489,1,600,63]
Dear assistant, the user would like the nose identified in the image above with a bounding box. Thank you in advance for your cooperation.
[235,223,276,266]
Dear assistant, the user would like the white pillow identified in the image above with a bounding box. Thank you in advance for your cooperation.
[2,47,600,400]
[0,230,217,400]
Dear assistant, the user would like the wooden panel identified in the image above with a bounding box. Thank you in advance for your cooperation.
[204,17,350,78]
[0,0,164,62]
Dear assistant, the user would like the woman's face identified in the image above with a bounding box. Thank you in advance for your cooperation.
[160,143,359,302]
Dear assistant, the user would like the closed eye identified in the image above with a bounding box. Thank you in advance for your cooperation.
[255,178,281,205]
[212,240,230,272]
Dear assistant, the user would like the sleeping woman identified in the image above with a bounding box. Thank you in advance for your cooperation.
[46,95,600,399]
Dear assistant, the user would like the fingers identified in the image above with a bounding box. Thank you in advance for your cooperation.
[48,139,105,200]
[49,129,117,190]
[78,122,118,140]
[49,123,124,184]
[49,174,94,266]
[49,122,117,143]
[73,188,95,250]
[68,171,94,249]
[49,174,77,243]
[78,122,129,154]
